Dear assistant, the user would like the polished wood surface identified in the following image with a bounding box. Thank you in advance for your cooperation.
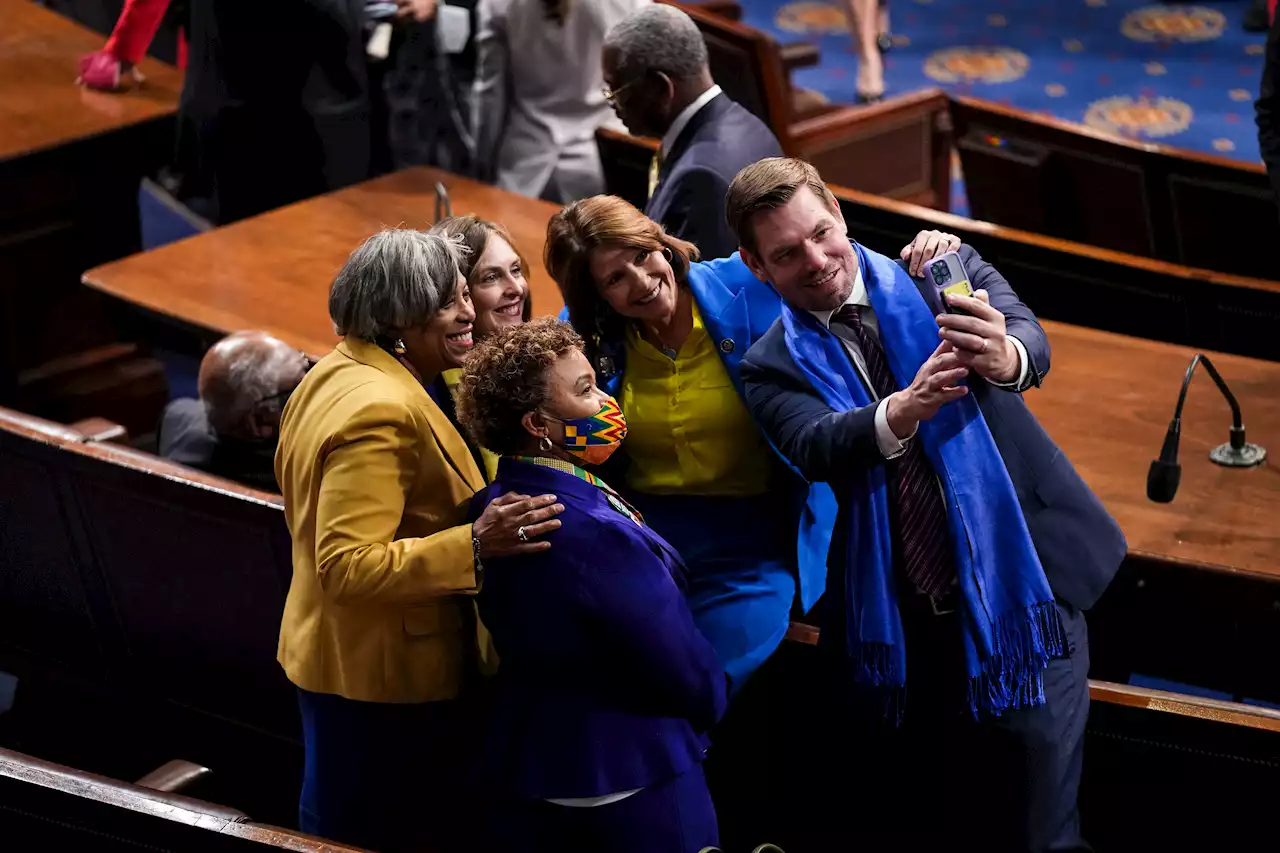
[0,747,370,851]
[0,0,184,162]
[84,167,566,357]
[1030,321,1280,581]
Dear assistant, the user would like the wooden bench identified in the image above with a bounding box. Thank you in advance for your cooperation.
[773,624,1280,849]
[0,0,182,435]
[665,1,951,208]
[829,182,1280,362]
[0,747,370,852]
[952,95,1280,281]
[0,405,301,822]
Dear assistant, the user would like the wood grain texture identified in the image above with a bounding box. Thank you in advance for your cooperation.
[83,167,567,357]
[0,0,183,163]
[1028,322,1280,581]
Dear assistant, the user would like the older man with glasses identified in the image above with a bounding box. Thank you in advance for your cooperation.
[157,330,311,492]
[601,4,783,259]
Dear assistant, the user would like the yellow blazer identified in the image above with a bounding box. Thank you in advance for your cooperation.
[276,337,486,704]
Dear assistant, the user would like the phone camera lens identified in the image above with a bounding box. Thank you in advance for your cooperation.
[931,261,950,283]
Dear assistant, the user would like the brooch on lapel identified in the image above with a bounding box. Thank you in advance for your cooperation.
[719,339,735,354]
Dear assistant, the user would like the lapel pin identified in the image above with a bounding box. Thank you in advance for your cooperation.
[719,339,735,354]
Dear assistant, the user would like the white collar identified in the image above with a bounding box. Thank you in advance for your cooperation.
[660,85,723,158]
[808,264,868,329]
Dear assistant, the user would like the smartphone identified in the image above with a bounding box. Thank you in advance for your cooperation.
[923,251,974,314]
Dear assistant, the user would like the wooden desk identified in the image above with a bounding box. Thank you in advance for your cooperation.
[1032,321,1280,583]
[84,167,566,356]
[1,0,183,433]
[0,0,183,163]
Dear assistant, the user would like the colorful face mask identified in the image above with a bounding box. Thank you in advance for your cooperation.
[544,395,627,466]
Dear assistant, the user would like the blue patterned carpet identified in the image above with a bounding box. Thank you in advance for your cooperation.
[738,1,1268,215]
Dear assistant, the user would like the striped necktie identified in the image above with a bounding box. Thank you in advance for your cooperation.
[833,304,956,599]
[647,150,664,200]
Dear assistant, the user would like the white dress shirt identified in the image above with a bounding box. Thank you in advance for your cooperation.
[809,265,1031,459]
[659,85,723,158]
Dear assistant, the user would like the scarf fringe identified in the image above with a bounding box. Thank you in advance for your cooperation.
[965,600,1067,718]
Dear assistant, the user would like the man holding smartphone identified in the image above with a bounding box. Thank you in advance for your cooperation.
[729,157,1125,851]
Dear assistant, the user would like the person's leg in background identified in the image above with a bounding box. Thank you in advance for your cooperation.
[844,0,884,102]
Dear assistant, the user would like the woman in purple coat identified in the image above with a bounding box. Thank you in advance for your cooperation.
[455,318,726,853]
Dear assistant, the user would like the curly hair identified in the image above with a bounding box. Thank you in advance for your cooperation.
[544,195,698,373]
[456,318,584,456]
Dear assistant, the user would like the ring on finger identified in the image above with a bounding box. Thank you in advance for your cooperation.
[517,526,528,543]
[980,338,989,354]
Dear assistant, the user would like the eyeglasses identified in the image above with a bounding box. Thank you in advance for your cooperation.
[602,77,641,105]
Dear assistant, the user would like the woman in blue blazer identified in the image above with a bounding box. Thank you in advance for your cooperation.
[455,319,727,853]
[545,194,958,694]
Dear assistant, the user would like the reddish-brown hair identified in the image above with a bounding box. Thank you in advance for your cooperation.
[543,195,699,369]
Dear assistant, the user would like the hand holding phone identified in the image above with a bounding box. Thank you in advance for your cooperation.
[922,251,974,315]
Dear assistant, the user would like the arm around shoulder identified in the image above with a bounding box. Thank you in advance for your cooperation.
[314,399,476,607]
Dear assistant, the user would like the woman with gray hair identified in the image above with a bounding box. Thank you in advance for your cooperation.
[274,228,565,852]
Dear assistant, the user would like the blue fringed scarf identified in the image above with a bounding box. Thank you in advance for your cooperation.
[782,243,1065,718]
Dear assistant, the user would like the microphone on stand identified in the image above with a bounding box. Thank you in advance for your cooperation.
[1147,353,1267,503]
[434,182,452,224]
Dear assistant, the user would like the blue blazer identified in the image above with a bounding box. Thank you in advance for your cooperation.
[570,254,837,612]
[466,458,727,800]
[739,244,1127,611]
[646,92,784,260]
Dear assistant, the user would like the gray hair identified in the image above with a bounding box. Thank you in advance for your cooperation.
[604,5,708,83]
[328,228,467,341]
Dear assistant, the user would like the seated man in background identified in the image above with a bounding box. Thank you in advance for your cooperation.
[602,4,782,258]
[158,331,310,492]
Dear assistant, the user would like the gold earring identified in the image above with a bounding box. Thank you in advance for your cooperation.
[393,338,407,355]
[539,435,553,453]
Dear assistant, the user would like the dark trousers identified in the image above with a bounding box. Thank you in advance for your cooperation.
[487,764,719,853]
[818,597,1091,852]
[297,688,470,853]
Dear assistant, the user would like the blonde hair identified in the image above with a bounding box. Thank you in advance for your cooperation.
[544,195,699,368]
[725,157,838,256]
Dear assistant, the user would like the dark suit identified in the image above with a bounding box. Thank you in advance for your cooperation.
[157,398,280,492]
[646,92,783,259]
[468,458,726,852]
[1256,5,1280,215]
[739,244,1125,851]
[183,0,372,223]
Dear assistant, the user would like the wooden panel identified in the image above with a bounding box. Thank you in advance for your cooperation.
[0,747,371,852]
[830,182,1280,362]
[951,96,1280,280]
[83,167,566,357]
[0,0,181,426]
[0,436,107,683]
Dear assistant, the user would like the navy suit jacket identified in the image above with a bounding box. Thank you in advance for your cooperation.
[466,458,727,800]
[646,92,783,260]
[739,244,1126,611]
